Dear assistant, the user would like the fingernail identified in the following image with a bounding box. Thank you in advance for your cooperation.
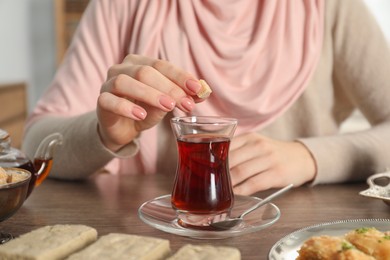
[132,107,146,120]
[186,79,201,94]
[158,95,175,111]
[180,97,194,112]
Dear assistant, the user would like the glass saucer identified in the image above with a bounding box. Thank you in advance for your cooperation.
[138,194,280,239]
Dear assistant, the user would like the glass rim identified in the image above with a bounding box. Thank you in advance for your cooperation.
[170,116,237,125]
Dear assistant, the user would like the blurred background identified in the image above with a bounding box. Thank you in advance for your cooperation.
[0,0,389,147]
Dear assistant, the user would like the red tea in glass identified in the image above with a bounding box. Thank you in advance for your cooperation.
[170,116,237,228]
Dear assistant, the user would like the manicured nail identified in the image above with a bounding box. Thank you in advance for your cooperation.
[180,97,194,112]
[186,79,201,94]
[132,107,146,120]
[158,95,175,111]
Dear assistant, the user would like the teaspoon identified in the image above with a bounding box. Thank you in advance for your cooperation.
[210,184,293,230]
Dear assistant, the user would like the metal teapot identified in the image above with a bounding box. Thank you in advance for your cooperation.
[0,129,63,198]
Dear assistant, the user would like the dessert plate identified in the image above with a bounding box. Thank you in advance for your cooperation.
[138,194,280,239]
[359,171,390,206]
[268,218,390,260]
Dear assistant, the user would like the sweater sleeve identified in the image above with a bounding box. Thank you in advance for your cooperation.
[22,0,138,179]
[23,112,139,180]
[299,0,390,184]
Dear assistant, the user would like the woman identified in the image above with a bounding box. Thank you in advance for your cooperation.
[23,0,390,195]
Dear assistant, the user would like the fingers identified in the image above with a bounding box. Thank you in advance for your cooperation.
[229,141,278,195]
[122,54,202,96]
[97,92,147,121]
[97,92,141,151]
[102,74,176,114]
[106,63,196,112]
[121,55,204,99]
[229,133,273,195]
[230,132,259,151]
[230,156,271,186]
[233,171,278,196]
[229,134,316,195]
[230,134,269,168]
[97,54,210,152]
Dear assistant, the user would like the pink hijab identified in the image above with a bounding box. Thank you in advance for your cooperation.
[127,0,324,174]
[29,0,324,175]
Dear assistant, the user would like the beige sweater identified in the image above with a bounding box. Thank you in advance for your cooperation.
[23,0,390,185]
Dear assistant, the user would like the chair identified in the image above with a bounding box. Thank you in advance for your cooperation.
[0,82,27,148]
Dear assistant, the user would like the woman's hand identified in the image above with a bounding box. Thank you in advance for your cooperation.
[97,54,204,152]
[229,133,317,195]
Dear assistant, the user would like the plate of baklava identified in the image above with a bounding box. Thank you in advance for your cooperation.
[268,219,390,260]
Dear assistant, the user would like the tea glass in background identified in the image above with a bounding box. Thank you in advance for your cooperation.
[170,116,237,229]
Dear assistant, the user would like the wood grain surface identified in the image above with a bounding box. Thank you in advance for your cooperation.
[2,174,389,259]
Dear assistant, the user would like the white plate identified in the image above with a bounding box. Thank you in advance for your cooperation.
[359,171,390,206]
[268,219,390,260]
[138,194,280,239]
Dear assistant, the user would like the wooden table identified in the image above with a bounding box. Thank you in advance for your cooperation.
[2,174,390,259]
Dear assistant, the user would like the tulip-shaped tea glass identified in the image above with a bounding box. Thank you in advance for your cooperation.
[170,116,237,229]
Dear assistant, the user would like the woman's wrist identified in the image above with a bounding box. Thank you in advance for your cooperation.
[96,123,135,152]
